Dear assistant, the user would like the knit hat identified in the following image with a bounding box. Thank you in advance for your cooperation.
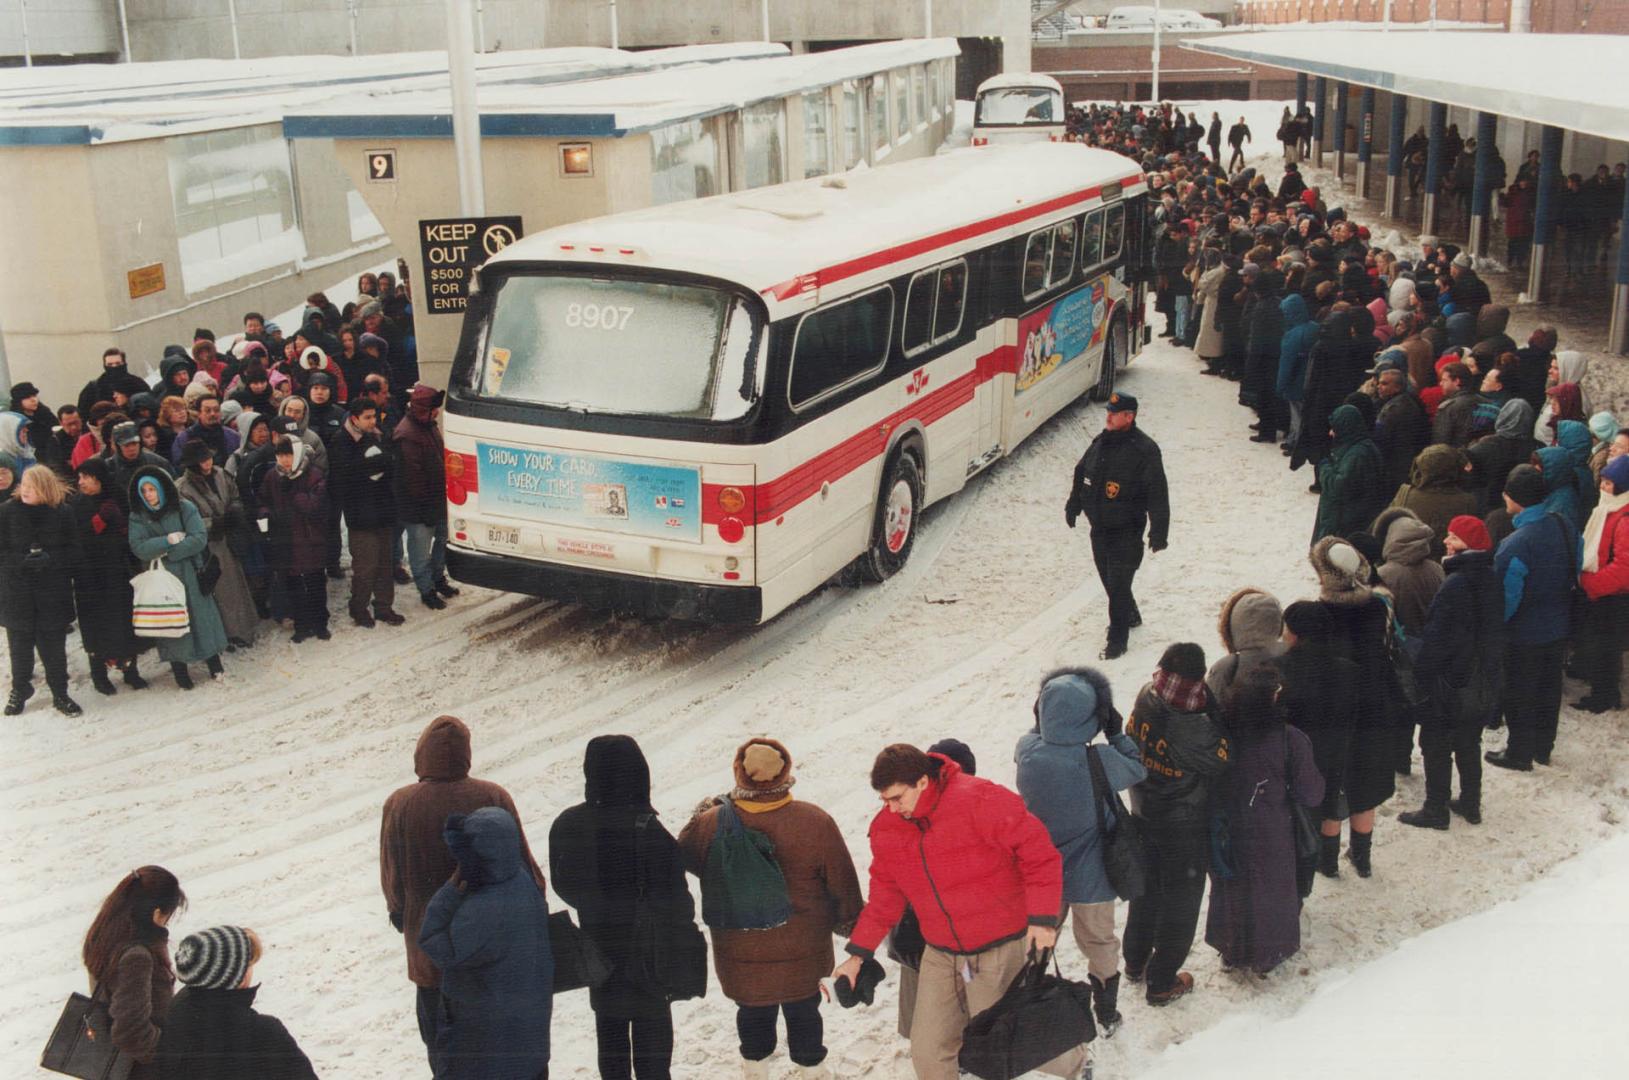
[1589,411,1620,443]
[1452,253,1473,269]
[180,438,213,470]
[1504,464,1547,508]
[1447,514,1493,552]
[175,926,255,990]
[1157,642,1207,680]
[1281,599,1332,639]
[112,421,141,446]
[9,381,39,402]
[193,327,216,343]
[732,737,794,798]
[361,301,384,318]
[1602,455,1629,492]
[927,738,977,776]
[1326,539,1364,578]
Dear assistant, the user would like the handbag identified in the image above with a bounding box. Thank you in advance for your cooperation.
[628,814,708,1002]
[40,983,132,1080]
[1085,745,1149,902]
[130,559,189,638]
[548,909,611,993]
[959,948,1095,1080]
[197,551,222,596]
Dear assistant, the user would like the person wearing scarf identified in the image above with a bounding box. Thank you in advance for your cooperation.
[1574,456,1629,712]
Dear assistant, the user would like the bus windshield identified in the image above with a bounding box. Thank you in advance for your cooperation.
[975,88,1061,127]
[467,274,759,421]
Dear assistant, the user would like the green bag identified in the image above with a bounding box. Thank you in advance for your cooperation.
[700,800,792,931]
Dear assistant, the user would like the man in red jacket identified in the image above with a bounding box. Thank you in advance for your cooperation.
[833,745,1089,1080]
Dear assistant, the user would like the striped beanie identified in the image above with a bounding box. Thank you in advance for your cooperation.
[175,926,255,990]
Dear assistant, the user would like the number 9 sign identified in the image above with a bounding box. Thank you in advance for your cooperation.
[366,149,397,183]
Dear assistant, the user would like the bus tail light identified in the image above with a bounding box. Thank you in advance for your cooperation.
[717,486,747,514]
[445,450,478,506]
[718,517,745,544]
[972,136,988,146]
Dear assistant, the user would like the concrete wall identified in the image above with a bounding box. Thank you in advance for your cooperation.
[0,0,119,62]
[1035,31,1296,100]
[0,127,393,405]
[1235,0,1629,32]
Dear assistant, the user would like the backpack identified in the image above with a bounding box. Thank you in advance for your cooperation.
[700,801,791,931]
[628,814,709,1001]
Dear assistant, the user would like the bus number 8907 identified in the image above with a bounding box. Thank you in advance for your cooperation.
[564,303,635,330]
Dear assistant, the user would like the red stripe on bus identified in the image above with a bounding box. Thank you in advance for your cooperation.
[763,177,1139,302]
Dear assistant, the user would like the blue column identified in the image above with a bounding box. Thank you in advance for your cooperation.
[1357,86,1376,198]
[1312,76,1328,162]
[1530,123,1565,301]
[1612,172,1629,353]
[1332,81,1349,179]
[1384,91,1408,218]
[1423,101,1446,235]
[1619,168,1629,288]
[1296,73,1308,116]
[1468,111,1498,255]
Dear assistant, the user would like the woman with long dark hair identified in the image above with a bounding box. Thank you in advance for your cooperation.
[82,866,187,1080]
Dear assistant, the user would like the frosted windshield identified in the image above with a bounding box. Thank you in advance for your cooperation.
[471,276,759,421]
[976,88,1061,127]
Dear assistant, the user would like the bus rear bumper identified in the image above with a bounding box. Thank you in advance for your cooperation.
[447,547,763,625]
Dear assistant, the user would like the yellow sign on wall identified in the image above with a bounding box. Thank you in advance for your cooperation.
[127,263,166,299]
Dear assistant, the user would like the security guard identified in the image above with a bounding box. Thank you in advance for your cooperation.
[1066,392,1171,660]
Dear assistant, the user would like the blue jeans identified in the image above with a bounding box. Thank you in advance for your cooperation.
[1173,295,1191,341]
[405,521,447,598]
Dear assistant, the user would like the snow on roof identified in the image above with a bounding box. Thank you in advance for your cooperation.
[0,42,788,146]
[482,142,1142,303]
[1183,30,1629,144]
[975,72,1064,94]
[283,39,962,141]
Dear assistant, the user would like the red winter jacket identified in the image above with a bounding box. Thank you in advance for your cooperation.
[848,757,1062,958]
[1580,502,1629,601]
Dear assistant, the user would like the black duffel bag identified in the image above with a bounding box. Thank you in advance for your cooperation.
[959,948,1096,1080]
[40,983,132,1080]
[549,909,611,993]
[1087,745,1150,901]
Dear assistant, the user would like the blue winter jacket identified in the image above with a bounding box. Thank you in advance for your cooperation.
[1494,504,1579,645]
[419,807,553,1080]
[1015,669,1148,905]
[1276,294,1319,404]
[1534,445,1583,529]
[1555,420,1598,516]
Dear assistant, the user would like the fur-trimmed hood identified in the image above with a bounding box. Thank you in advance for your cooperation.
[1310,535,1374,606]
[1216,588,1284,654]
[1034,666,1116,744]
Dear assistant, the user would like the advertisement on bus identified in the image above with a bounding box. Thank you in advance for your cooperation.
[1016,275,1110,393]
[475,442,702,541]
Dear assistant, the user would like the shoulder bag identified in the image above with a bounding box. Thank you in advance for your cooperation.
[1086,746,1149,902]
[628,813,708,1002]
[40,980,133,1080]
[959,948,1096,1080]
[548,909,611,994]
[130,559,189,638]
[700,800,791,931]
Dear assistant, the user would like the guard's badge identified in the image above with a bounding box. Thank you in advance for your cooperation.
[1106,481,1121,499]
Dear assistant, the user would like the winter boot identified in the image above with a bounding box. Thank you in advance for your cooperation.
[205,655,224,679]
[90,662,117,696]
[1317,833,1341,878]
[122,661,148,690]
[795,1065,831,1080]
[171,663,194,691]
[4,684,32,716]
[1089,973,1123,1037]
[740,1060,769,1080]
[434,578,461,598]
[1398,802,1449,830]
[52,692,83,717]
[1145,971,1195,1007]
[1449,797,1482,825]
[1346,830,1373,879]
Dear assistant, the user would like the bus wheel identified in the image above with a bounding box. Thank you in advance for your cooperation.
[856,452,923,584]
[1090,315,1122,402]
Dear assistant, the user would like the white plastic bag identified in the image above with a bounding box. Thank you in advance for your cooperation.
[131,558,190,638]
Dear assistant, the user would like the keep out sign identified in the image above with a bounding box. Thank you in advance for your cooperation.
[418,216,524,314]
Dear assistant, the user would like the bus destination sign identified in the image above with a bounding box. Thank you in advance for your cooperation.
[418,215,523,315]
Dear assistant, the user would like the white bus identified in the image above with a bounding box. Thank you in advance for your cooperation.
[442,143,1151,623]
[972,73,1066,146]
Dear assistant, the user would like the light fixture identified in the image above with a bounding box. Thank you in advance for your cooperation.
[560,143,593,177]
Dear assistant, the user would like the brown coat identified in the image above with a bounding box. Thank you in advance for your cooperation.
[93,941,174,1079]
[380,715,544,986]
[677,798,863,1007]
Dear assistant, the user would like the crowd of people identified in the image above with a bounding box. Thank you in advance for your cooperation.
[0,269,468,716]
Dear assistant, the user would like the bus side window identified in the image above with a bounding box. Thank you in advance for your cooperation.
[789,287,894,410]
[1022,230,1052,300]
[1103,204,1126,263]
[934,262,967,340]
[1050,220,1078,288]
[1081,209,1105,270]
[902,272,936,355]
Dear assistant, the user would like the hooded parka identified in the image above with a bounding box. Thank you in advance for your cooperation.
[125,466,228,664]
[1371,508,1446,634]
[1310,538,1398,814]
[1205,589,1287,704]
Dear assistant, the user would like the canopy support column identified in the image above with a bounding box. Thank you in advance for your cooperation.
[1356,86,1376,198]
[1311,76,1327,166]
[1468,111,1499,259]
[1422,101,1447,238]
[1384,91,1408,220]
[1609,163,1629,353]
[1528,124,1564,303]
[1333,81,1349,183]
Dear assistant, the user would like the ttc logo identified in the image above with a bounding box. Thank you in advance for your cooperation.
[906,369,931,397]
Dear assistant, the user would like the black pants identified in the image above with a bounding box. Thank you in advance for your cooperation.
[325,504,344,573]
[283,570,329,634]
[1208,140,1221,164]
[1421,705,1484,809]
[419,987,548,1080]
[7,626,69,695]
[1090,527,1145,647]
[1578,594,1629,702]
[595,1010,673,1080]
[1123,821,1207,994]
[1501,638,1566,763]
[736,994,824,1066]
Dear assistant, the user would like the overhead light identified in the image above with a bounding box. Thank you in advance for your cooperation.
[560,143,593,177]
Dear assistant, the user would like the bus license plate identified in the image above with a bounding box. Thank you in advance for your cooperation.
[486,525,520,550]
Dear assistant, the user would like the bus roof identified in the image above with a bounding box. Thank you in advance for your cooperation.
[974,73,1064,95]
[484,143,1144,308]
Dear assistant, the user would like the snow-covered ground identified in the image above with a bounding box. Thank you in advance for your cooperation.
[4,109,1629,1080]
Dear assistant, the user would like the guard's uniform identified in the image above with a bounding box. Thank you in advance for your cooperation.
[1066,394,1171,651]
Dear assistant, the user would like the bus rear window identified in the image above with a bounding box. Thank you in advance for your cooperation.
[468,276,759,422]
[975,88,1061,127]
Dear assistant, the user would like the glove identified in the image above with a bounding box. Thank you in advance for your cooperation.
[1065,495,1080,529]
[1149,538,1168,553]
[1101,706,1124,739]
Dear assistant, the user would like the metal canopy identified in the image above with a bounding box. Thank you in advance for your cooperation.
[1182,30,1629,144]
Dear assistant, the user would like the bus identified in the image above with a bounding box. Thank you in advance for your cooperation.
[972,73,1066,146]
[441,142,1151,624]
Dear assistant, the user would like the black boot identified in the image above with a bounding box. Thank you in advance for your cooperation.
[1449,797,1482,825]
[52,691,83,717]
[205,655,224,678]
[122,661,148,690]
[1089,974,1122,1038]
[90,661,117,697]
[1347,830,1373,879]
[1398,802,1449,830]
[4,685,32,716]
[171,663,194,691]
[1317,834,1341,878]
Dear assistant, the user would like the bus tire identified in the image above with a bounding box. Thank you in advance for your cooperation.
[1090,313,1126,402]
[855,451,923,584]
